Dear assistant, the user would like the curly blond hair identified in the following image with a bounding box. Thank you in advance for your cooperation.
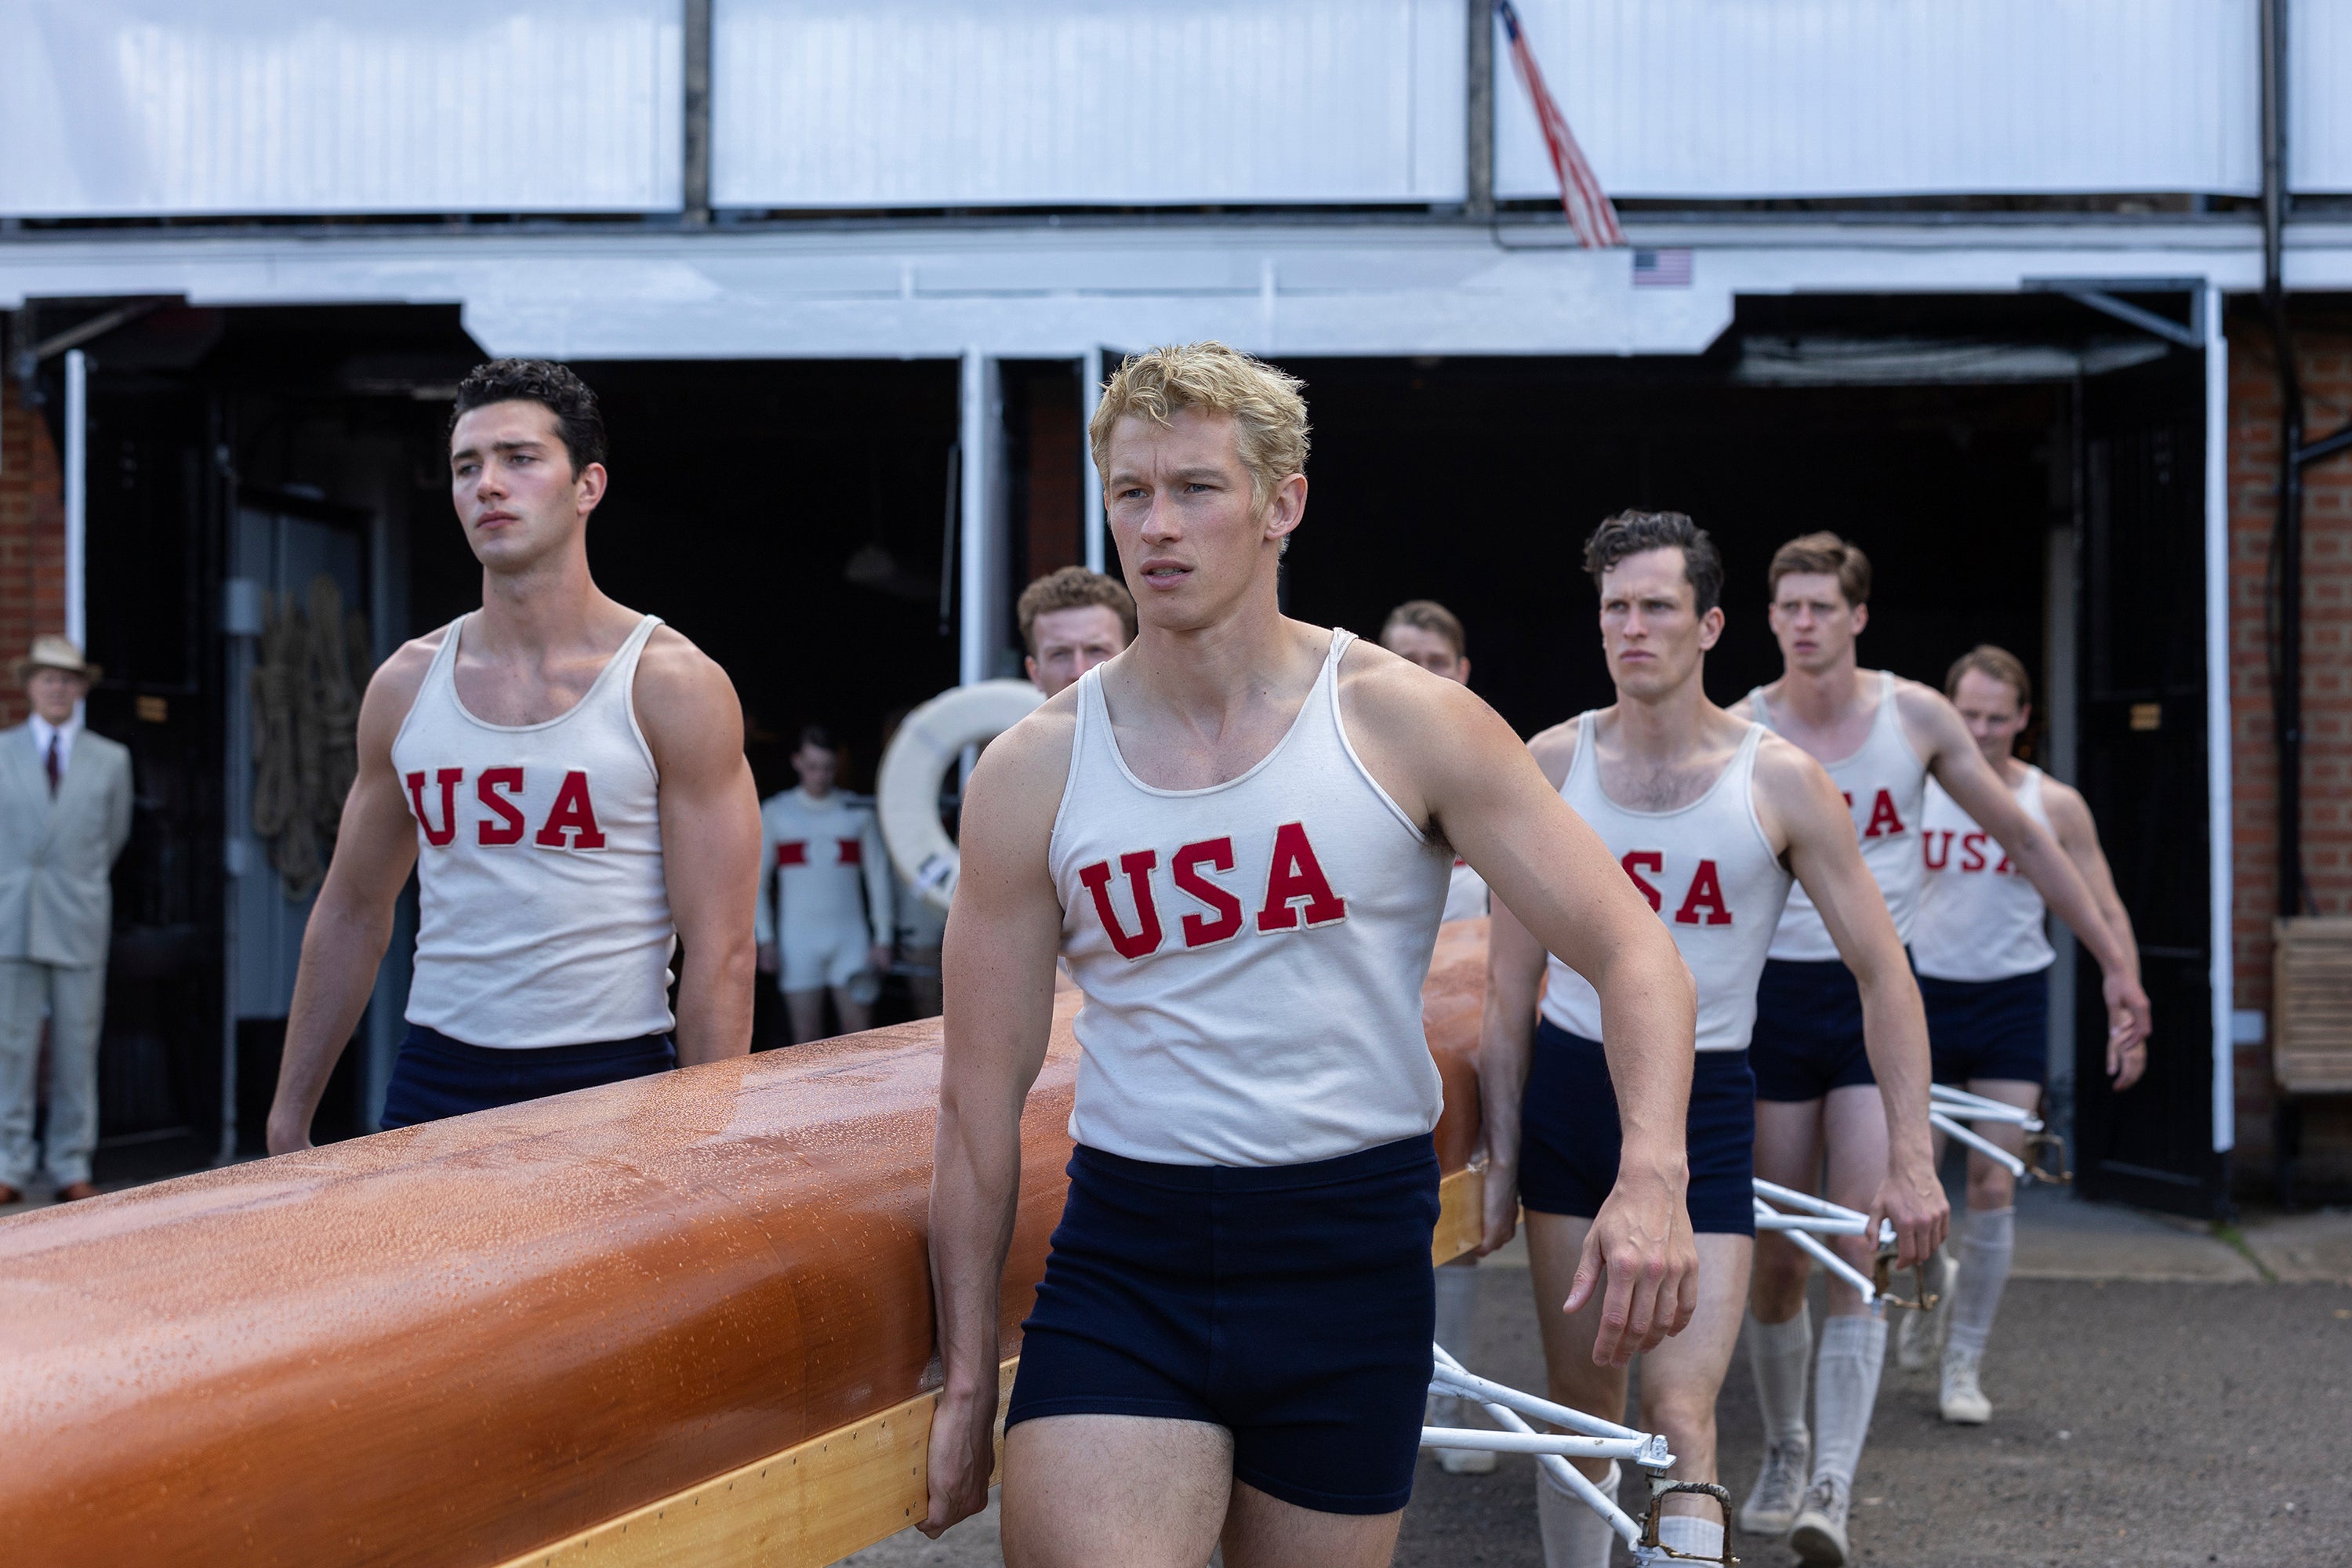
[1088,342,1309,512]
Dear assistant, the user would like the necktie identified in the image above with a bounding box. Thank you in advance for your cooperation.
[45,735,60,798]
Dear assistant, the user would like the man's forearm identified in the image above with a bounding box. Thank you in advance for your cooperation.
[272,902,394,1138]
[930,1106,1024,1396]
[1475,971,1541,1174]
[1594,956,1696,1182]
[674,936,755,1065]
[1857,981,1935,1168]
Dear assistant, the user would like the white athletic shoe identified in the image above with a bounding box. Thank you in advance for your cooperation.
[1737,1436,1810,1537]
[1788,1476,1853,1566]
[1895,1251,1957,1372]
[1940,1345,1992,1425]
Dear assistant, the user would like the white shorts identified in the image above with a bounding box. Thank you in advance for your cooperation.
[780,924,871,993]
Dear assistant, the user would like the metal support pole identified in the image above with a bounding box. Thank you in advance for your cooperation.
[957,349,1003,687]
[2262,0,2304,920]
[1929,1112,2030,1179]
[1082,345,1106,575]
[1465,0,1494,218]
[683,0,713,223]
[64,348,86,648]
[2205,281,2237,1156]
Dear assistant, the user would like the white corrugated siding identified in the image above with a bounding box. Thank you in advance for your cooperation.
[1496,0,2260,200]
[711,0,1465,208]
[0,0,681,216]
[2290,1,2352,192]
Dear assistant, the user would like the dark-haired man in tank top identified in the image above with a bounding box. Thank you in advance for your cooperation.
[1484,511,1944,1568]
[924,343,1701,1568]
[1726,532,2148,1565]
[264,359,760,1151]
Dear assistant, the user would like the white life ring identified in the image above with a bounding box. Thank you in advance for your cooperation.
[877,679,1045,913]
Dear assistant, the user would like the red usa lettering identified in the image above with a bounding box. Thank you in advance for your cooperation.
[1624,850,1733,927]
[1860,788,1906,839]
[1075,822,1348,961]
[402,766,608,851]
[1673,858,1732,926]
[1922,829,1952,871]
[1621,851,1664,912]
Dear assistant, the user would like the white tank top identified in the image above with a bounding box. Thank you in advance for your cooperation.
[1541,717,1791,1052]
[1912,766,2056,982]
[391,614,677,1048]
[755,787,893,949]
[1049,630,1453,1167]
[1751,671,1929,962]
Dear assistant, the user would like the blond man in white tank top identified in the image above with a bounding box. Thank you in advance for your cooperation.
[1483,514,1943,1568]
[923,345,1701,1568]
[263,360,760,1152]
[1900,645,2143,1425]
[1726,533,2149,1565]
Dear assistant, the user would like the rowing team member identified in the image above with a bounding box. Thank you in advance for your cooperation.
[1898,644,2142,1423]
[266,361,758,1152]
[1484,522,2149,1566]
[925,342,1701,1567]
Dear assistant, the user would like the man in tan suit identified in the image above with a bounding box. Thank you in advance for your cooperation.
[0,637,132,1205]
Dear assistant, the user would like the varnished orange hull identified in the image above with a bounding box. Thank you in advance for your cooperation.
[0,922,1488,1566]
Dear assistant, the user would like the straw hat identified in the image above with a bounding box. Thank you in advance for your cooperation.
[14,635,101,684]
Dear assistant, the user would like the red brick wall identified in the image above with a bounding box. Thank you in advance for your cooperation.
[0,376,67,729]
[2227,310,2352,1186]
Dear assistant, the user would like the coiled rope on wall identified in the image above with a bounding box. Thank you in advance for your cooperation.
[249,575,368,901]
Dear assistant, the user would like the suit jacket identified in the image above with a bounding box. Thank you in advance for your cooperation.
[0,722,133,967]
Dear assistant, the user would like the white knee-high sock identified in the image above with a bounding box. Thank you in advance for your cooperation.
[1644,1514,1726,1566]
[1947,1207,2015,1358]
[1745,1305,1812,1448]
[1537,1461,1620,1568]
[1812,1312,1887,1490]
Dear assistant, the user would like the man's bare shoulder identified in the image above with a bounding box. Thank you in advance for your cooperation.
[1887,673,1969,766]
[976,683,1081,792]
[1888,673,1960,726]
[1334,631,1492,736]
[630,626,745,770]
[633,624,734,702]
[958,690,1080,862]
[1526,713,1584,787]
[1751,729,1841,811]
[2038,770,2095,830]
[357,631,445,741]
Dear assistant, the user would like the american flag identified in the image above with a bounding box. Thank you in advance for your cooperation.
[1632,248,1694,288]
[1497,0,1623,249]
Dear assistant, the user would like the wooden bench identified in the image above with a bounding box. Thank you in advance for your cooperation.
[2270,916,2352,1205]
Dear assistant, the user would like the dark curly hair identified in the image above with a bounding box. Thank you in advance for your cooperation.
[1583,510,1724,615]
[449,359,608,477]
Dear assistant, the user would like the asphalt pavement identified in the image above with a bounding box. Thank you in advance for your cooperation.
[849,1192,2352,1567]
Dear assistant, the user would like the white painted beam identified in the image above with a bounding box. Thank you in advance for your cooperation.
[1082,344,1105,575]
[63,347,85,648]
[957,350,1004,687]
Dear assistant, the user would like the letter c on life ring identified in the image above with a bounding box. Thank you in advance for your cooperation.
[877,679,1045,914]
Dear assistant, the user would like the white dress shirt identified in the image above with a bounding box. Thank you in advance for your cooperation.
[28,713,78,779]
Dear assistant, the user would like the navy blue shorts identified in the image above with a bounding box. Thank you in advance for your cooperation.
[1751,956,1886,1102]
[1519,1021,1758,1236]
[1921,968,2049,1087]
[1007,1134,1440,1516]
[379,1024,677,1129]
